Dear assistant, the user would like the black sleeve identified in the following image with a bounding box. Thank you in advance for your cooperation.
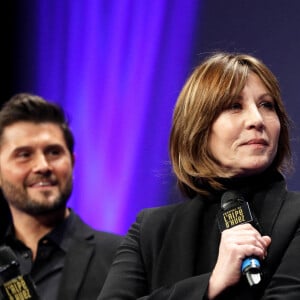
[262,224,300,299]
[97,210,211,300]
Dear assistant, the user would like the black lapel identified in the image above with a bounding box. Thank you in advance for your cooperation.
[57,229,95,299]
[256,179,287,235]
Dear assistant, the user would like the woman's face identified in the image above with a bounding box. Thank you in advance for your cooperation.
[208,72,280,177]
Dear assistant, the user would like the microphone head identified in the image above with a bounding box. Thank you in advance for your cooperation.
[221,190,244,210]
[218,190,252,232]
[0,246,19,273]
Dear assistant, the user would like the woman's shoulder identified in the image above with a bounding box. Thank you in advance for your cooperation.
[284,190,300,207]
[286,190,300,198]
[135,196,204,235]
[275,190,300,226]
[137,198,196,224]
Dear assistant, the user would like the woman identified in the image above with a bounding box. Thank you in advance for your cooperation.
[98,53,300,299]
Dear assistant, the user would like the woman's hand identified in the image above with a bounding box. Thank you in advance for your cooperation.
[207,223,271,299]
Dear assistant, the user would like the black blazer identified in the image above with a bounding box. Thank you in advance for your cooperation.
[0,210,122,300]
[98,176,300,299]
[57,213,122,300]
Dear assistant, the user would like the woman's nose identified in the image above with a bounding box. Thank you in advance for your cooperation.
[245,106,264,130]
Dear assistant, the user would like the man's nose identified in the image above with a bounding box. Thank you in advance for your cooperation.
[32,154,51,173]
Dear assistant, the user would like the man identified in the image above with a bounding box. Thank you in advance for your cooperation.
[0,93,122,299]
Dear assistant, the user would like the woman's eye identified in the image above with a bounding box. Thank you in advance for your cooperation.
[229,103,242,110]
[260,101,275,110]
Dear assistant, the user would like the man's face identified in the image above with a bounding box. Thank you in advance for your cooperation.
[0,121,74,215]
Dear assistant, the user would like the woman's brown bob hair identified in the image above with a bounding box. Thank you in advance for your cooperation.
[169,52,292,198]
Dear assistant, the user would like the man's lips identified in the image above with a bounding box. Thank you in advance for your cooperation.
[27,180,57,188]
[30,182,53,188]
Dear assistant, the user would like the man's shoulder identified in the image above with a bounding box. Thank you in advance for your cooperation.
[92,230,123,246]
[69,210,123,246]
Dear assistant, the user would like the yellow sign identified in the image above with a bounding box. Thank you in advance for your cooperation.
[223,206,246,229]
[3,275,32,300]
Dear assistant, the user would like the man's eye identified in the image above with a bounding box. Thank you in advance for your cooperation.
[48,148,63,156]
[49,150,60,156]
[17,151,30,158]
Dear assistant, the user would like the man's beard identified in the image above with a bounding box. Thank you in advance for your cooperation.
[1,177,73,216]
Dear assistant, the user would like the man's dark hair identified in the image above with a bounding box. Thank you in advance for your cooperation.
[0,93,75,154]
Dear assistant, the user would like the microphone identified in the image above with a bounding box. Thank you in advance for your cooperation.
[0,245,40,299]
[217,190,262,286]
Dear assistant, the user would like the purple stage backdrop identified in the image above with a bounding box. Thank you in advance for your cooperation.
[20,1,203,234]
[6,0,300,235]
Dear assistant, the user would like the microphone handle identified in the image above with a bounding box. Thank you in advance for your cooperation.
[242,257,261,286]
